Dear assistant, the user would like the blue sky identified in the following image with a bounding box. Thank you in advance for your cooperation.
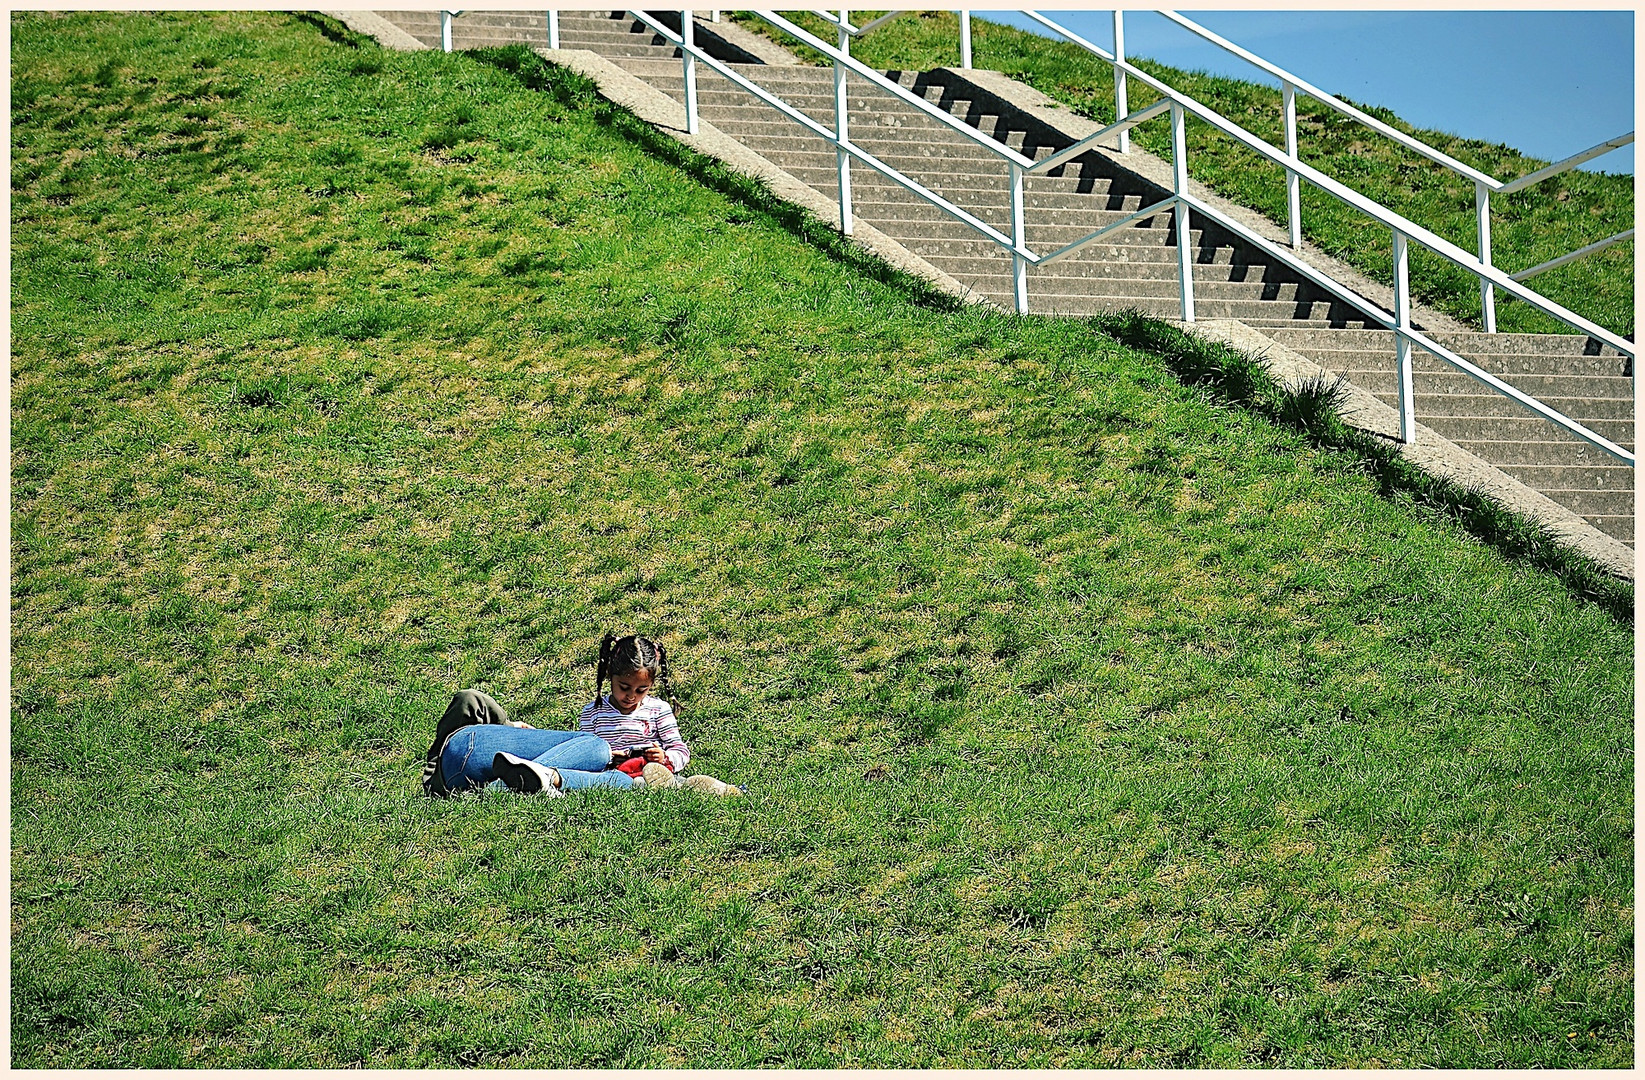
[976,9,1635,174]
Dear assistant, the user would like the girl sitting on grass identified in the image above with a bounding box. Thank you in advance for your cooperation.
[421,632,742,798]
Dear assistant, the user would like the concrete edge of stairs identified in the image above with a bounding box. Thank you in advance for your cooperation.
[692,14,802,66]
[320,9,427,51]
[1191,319,1635,580]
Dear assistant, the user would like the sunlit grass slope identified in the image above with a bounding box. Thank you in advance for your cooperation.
[10,11,1633,1068]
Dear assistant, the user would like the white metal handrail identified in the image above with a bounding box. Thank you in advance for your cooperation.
[1155,10,1497,188]
[642,10,1632,465]
[628,11,1025,252]
[1512,229,1637,283]
[1032,9,1634,334]
[1498,133,1636,194]
[1014,12,1633,355]
[1175,189,1634,463]
[1027,99,1171,176]
[756,11,1032,169]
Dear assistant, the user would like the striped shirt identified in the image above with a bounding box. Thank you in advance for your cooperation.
[578,695,690,773]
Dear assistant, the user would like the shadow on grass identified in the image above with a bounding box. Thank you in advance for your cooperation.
[1097,310,1635,624]
[293,12,373,50]
[465,45,975,317]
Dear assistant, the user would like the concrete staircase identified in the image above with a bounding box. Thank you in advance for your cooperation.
[369,10,1635,551]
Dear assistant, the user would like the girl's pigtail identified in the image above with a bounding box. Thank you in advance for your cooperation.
[657,642,680,716]
[596,631,615,702]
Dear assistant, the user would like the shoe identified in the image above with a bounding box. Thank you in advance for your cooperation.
[682,774,744,797]
[493,752,563,796]
[641,762,680,790]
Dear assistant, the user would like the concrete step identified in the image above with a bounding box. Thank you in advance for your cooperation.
[929,271,1334,305]
[377,10,772,64]
[848,197,1160,224]
[1491,464,1634,490]
[782,167,1144,205]
[1385,413,1635,446]
[636,97,1081,165]
[928,246,1264,272]
[664,120,1020,165]
[378,9,667,53]
[892,228,1237,258]
[1327,367,1633,400]
[1452,439,1635,467]
[1322,351,1632,381]
[1262,326,1631,363]
[953,284,1380,328]
[927,254,1318,287]
[1352,388,1634,425]
[1495,487,1631,519]
[847,204,1182,243]
[1579,517,1634,542]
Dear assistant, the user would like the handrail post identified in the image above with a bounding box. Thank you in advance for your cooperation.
[1393,230,1416,443]
[960,10,972,69]
[682,9,698,135]
[546,9,559,49]
[1010,161,1028,313]
[834,9,853,235]
[1171,103,1195,322]
[440,10,455,52]
[1476,181,1496,333]
[1283,81,1301,249]
[1112,12,1129,154]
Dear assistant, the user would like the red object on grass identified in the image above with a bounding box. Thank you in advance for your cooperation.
[615,756,648,777]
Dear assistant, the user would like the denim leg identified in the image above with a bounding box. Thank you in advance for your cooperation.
[529,734,634,790]
[521,733,614,774]
[424,689,511,796]
[441,726,620,792]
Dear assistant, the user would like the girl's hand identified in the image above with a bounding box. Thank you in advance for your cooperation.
[640,745,667,764]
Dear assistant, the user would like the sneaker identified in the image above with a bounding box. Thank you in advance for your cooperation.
[682,774,744,797]
[641,762,680,790]
[493,752,563,796]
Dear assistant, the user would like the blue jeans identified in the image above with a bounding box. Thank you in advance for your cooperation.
[440,724,636,793]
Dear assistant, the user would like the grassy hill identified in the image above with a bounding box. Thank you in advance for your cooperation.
[734,10,1635,338]
[9,11,1634,1068]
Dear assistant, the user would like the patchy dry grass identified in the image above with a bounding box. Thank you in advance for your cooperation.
[10,10,1633,1069]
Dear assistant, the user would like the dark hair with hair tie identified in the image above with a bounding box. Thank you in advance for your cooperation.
[595,632,679,715]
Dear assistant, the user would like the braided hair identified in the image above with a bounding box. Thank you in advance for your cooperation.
[596,632,679,715]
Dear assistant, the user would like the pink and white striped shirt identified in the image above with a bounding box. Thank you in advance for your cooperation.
[578,695,690,773]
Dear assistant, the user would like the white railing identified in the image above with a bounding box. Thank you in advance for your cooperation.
[1024,9,1635,335]
[440,9,462,54]
[633,9,1632,466]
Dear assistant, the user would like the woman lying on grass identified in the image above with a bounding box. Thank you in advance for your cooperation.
[421,633,743,798]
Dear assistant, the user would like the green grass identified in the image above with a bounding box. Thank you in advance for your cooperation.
[732,10,1635,338]
[10,11,1634,1068]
